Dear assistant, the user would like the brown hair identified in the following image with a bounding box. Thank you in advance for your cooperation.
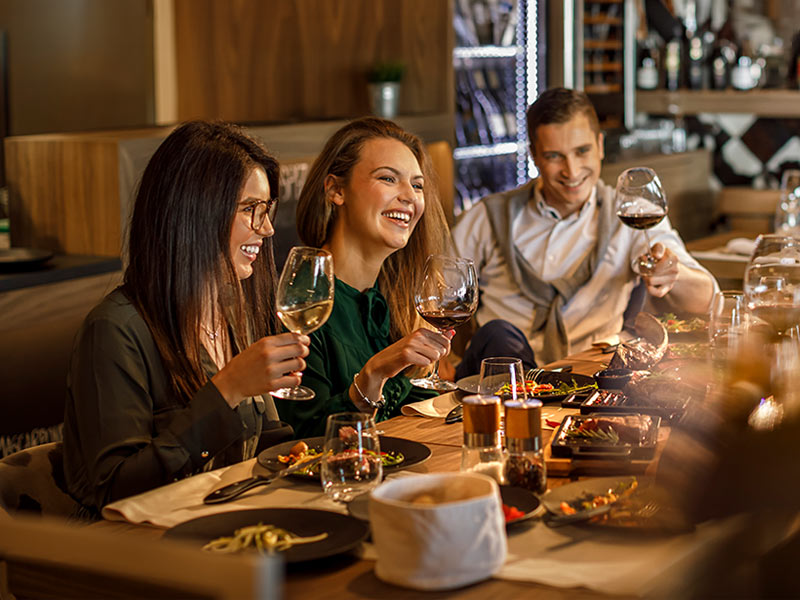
[296,117,451,340]
[124,120,280,401]
[526,87,600,146]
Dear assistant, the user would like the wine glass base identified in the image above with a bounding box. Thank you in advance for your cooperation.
[270,385,316,401]
[409,376,458,392]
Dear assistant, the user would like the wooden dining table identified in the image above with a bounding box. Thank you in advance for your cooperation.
[91,346,649,600]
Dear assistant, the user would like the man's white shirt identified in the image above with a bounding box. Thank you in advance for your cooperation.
[451,181,717,359]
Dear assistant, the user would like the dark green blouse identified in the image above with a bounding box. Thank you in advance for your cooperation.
[63,288,274,510]
[274,278,435,437]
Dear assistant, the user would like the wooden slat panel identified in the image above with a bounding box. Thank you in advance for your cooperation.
[6,137,121,255]
[173,0,452,122]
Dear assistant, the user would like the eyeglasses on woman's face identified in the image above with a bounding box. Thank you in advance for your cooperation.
[245,198,279,231]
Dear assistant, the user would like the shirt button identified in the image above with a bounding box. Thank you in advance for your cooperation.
[548,255,555,261]
[201,450,209,458]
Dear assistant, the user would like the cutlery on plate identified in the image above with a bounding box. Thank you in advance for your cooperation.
[445,404,463,424]
[203,455,324,504]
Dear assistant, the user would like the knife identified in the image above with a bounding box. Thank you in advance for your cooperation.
[203,454,324,504]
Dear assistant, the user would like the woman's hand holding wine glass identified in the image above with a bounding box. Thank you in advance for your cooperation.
[211,332,310,408]
[410,255,478,391]
[272,246,335,401]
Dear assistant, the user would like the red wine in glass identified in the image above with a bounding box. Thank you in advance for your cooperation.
[615,167,668,274]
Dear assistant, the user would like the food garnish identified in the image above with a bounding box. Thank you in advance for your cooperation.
[658,313,707,333]
[502,503,526,522]
[278,446,404,475]
[203,523,328,554]
[558,478,638,515]
[498,378,597,398]
[563,415,651,445]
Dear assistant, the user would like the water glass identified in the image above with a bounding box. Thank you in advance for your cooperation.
[478,357,527,402]
[708,290,748,364]
[321,413,383,503]
[775,169,800,236]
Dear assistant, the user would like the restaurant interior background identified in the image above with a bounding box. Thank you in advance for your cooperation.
[0,0,798,456]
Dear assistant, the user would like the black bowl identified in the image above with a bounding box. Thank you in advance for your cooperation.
[594,368,633,390]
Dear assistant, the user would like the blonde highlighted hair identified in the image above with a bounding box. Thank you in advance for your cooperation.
[296,117,452,340]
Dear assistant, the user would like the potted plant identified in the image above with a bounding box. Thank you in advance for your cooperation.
[367,61,405,119]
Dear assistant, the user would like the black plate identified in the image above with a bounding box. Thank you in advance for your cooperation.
[257,436,432,480]
[0,247,53,270]
[346,485,541,528]
[456,371,596,403]
[541,476,642,525]
[163,508,369,563]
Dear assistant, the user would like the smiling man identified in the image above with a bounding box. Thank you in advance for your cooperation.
[451,88,717,372]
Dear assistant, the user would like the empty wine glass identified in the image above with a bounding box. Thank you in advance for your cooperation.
[321,413,383,503]
[615,167,668,275]
[272,247,334,401]
[478,357,527,402]
[708,290,748,369]
[410,255,478,391]
[774,169,800,236]
[743,234,800,338]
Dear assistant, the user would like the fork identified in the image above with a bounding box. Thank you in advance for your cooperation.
[635,501,660,519]
[526,368,544,383]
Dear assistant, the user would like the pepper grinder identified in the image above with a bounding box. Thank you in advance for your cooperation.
[461,394,504,483]
[503,400,546,494]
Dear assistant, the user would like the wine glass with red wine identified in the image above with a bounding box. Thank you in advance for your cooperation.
[615,167,668,275]
[410,255,478,391]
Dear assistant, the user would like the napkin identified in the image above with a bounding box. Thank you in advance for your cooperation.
[725,237,756,256]
[102,459,343,528]
[495,516,745,597]
[401,392,460,418]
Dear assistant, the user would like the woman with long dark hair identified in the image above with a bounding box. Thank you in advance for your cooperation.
[63,121,309,511]
[274,117,453,437]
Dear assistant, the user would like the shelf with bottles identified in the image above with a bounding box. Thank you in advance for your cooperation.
[636,89,800,118]
[453,57,520,154]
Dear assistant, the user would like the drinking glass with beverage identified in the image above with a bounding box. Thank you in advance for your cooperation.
[272,246,334,401]
[477,357,527,402]
[615,167,668,275]
[321,413,383,503]
[709,290,748,374]
[743,234,800,338]
[410,255,478,391]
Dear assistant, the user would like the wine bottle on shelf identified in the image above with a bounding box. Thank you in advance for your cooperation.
[664,37,682,91]
[485,64,517,139]
[471,67,509,142]
[455,69,492,146]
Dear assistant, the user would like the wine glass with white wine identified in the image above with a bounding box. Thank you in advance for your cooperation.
[272,247,334,401]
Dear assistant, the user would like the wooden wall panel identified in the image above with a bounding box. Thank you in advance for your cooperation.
[173,0,452,123]
[6,135,122,256]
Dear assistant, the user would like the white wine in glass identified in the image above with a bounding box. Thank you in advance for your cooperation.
[272,247,334,401]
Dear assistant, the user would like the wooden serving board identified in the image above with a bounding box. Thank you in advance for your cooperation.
[543,424,670,478]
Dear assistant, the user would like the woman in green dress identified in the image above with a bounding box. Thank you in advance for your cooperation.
[274,117,453,437]
[63,121,310,511]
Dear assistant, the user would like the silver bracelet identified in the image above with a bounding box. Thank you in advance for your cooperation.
[352,372,385,410]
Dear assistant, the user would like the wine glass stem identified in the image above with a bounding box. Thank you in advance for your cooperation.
[642,228,653,258]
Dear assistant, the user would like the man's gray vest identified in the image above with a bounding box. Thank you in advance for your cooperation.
[482,179,621,365]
